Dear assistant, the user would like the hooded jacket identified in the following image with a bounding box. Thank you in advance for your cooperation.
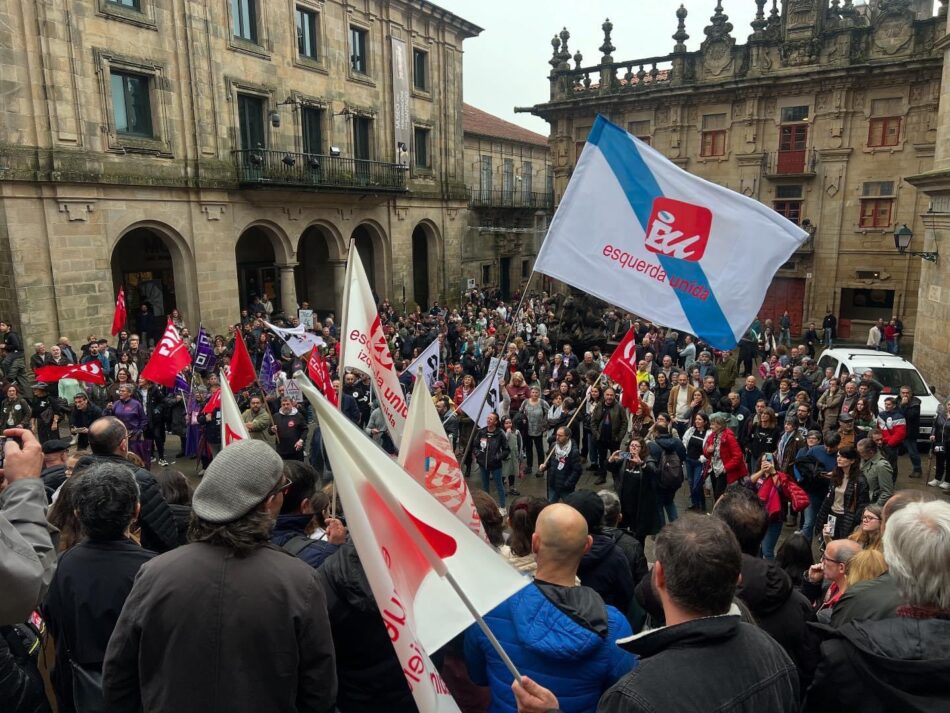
[735,554,818,691]
[577,534,636,614]
[464,581,635,713]
[804,617,950,713]
[271,514,338,570]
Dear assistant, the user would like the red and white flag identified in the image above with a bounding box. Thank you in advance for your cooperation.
[219,369,249,445]
[296,372,526,711]
[602,327,641,414]
[34,361,105,386]
[111,287,126,337]
[141,321,191,388]
[307,347,337,407]
[341,252,407,442]
[400,373,486,541]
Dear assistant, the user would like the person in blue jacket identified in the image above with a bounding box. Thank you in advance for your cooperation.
[464,503,636,713]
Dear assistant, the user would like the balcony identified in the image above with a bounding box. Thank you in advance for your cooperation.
[469,188,554,210]
[233,150,407,193]
[764,149,818,179]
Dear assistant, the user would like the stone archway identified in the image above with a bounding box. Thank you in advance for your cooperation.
[411,221,441,309]
[235,222,295,316]
[296,222,345,317]
[350,222,389,301]
[111,222,198,337]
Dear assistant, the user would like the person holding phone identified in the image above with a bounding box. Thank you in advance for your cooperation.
[750,453,793,559]
[815,447,870,545]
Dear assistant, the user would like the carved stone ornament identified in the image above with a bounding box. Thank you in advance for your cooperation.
[787,0,819,30]
[701,1,736,77]
[872,15,914,56]
[781,38,822,66]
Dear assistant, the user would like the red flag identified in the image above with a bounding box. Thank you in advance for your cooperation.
[201,388,221,415]
[34,362,105,386]
[602,327,641,414]
[307,347,337,407]
[111,287,127,337]
[141,321,191,387]
[228,334,257,391]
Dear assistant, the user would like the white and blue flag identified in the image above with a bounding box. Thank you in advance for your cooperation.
[534,115,809,350]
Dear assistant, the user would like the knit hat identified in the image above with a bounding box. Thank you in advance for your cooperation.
[192,440,285,524]
[562,490,605,535]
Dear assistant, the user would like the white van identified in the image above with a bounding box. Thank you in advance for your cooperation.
[816,349,940,443]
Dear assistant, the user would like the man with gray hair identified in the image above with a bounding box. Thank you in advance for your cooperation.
[804,499,950,710]
[103,439,337,713]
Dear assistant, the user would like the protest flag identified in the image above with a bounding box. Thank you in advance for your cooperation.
[228,333,257,391]
[141,322,191,388]
[404,339,440,391]
[219,369,249,445]
[34,361,106,386]
[457,358,503,429]
[111,286,126,337]
[601,327,641,414]
[307,347,337,407]
[533,115,808,350]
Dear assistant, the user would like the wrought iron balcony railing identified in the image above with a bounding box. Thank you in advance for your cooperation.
[233,149,408,192]
[469,187,554,210]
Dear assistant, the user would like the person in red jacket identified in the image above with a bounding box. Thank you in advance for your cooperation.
[703,412,749,499]
[876,397,906,449]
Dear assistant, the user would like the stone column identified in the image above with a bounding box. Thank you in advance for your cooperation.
[277,263,299,316]
[329,259,347,318]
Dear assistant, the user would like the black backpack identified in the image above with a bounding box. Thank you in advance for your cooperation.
[656,447,685,490]
[793,454,820,485]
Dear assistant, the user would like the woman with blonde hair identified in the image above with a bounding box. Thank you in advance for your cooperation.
[848,503,884,551]
[845,548,887,588]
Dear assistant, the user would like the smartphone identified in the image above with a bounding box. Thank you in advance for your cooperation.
[826,515,837,532]
[764,453,774,464]
[0,436,5,468]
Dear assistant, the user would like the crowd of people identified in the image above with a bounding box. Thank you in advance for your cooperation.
[1,288,947,713]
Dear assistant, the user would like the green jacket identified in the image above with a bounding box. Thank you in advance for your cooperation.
[242,407,274,443]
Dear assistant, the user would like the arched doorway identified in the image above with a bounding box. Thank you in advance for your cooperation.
[352,224,377,293]
[296,225,340,315]
[112,225,194,340]
[412,225,430,309]
[236,227,282,314]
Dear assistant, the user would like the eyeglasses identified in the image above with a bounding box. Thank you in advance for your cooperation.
[861,514,880,522]
[267,475,293,498]
[820,554,842,566]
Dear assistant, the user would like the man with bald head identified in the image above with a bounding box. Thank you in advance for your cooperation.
[803,539,861,622]
[465,504,635,711]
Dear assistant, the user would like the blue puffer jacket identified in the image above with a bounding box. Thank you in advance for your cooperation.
[271,514,338,570]
[465,581,636,713]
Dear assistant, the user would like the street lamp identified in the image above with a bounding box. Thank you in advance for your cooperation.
[893,224,939,263]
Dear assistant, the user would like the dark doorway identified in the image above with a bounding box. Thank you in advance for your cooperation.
[499,256,511,300]
[296,227,335,314]
[236,228,280,313]
[412,226,429,309]
[352,225,376,292]
[111,228,177,330]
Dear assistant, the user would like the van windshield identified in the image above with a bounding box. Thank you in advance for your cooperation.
[868,368,928,396]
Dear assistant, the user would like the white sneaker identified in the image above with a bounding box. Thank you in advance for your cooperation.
[941,482,950,491]
[928,479,941,487]
[157,458,169,467]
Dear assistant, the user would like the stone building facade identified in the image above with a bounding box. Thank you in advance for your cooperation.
[461,104,552,299]
[0,0,480,343]
[517,0,945,340]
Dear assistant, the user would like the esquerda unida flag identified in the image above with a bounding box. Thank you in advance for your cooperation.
[534,115,809,350]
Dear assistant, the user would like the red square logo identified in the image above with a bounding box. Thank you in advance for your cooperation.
[645,197,712,262]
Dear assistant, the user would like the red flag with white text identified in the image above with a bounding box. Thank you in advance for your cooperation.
[34,362,106,386]
[111,287,126,337]
[297,373,526,703]
[140,322,191,388]
[341,253,407,442]
[400,374,486,541]
[602,327,641,414]
[307,347,338,407]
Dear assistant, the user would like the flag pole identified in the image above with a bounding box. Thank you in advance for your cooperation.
[331,239,357,518]
[538,371,606,470]
[300,367,523,680]
[459,271,537,467]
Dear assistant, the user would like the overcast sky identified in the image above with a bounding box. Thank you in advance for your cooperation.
[436,0,759,134]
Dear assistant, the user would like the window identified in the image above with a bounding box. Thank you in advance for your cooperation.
[773,201,802,224]
[840,288,895,322]
[237,94,265,150]
[868,117,901,148]
[413,127,430,169]
[628,120,651,145]
[701,113,727,157]
[479,155,492,194]
[860,181,895,228]
[503,159,514,202]
[781,105,809,123]
[231,0,257,42]
[521,259,530,278]
[521,160,533,195]
[574,126,591,161]
[350,26,368,74]
[481,264,491,284]
[108,0,140,8]
[301,106,322,155]
[413,49,428,92]
[296,7,319,59]
[110,71,152,137]
[352,116,372,160]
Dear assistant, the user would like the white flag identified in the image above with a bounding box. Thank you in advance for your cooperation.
[404,339,440,391]
[341,252,407,443]
[296,374,527,711]
[400,374,486,541]
[458,358,503,428]
[264,320,326,357]
[219,369,249,445]
[534,115,808,350]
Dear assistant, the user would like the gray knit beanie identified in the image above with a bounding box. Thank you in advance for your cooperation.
[192,440,284,524]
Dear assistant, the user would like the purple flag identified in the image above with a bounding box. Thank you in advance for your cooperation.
[259,348,279,393]
[174,373,191,396]
[192,326,215,373]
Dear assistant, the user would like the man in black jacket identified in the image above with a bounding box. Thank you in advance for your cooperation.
[513,516,799,713]
[473,412,510,507]
[713,486,819,693]
[74,417,178,553]
[271,396,309,461]
[898,385,923,477]
[539,426,582,503]
[43,463,156,712]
